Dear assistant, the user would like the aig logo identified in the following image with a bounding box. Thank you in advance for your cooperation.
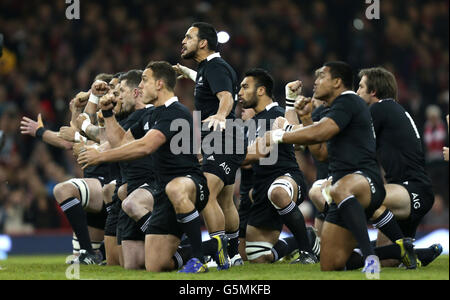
[365,0,380,20]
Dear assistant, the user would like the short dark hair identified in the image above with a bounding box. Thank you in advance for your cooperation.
[358,67,398,100]
[113,72,125,79]
[94,73,114,82]
[244,68,274,97]
[145,61,176,91]
[119,69,143,88]
[192,22,218,51]
[323,61,354,90]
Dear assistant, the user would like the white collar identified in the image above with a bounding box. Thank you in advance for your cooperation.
[164,97,178,107]
[207,52,221,61]
[145,104,154,108]
[265,102,279,111]
[340,91,358,96]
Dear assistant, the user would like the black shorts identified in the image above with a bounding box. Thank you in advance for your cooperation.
[247,170,307,232]
[396,180,435,238]
[325,171,386,228]
[104,188,121,237]
[117,180,162,244]
[202,152,246,186]
[238,190,253,238]
[146,173,209,238]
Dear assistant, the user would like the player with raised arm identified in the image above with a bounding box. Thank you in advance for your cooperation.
[265,62,387,272]
[175,22,245,267]
[97,69,157,269]
[239,68,318,264]
[78,61,211,273]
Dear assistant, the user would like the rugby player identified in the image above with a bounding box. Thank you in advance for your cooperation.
[175,22,245,266]
[265,62,386,272]
[356,67,442,267]
[238,68,318,264]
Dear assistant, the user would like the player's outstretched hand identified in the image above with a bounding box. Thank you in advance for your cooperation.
[173,63,197,81]
[20,113,44,137]
[203,114,226,131]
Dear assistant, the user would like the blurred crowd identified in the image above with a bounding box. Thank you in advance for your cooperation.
[0,0,448,234]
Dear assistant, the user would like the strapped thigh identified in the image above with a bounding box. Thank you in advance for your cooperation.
[267,178,294,209]
[245,241,273,260]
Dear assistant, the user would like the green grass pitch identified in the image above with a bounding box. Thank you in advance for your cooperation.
[0,254,448,280]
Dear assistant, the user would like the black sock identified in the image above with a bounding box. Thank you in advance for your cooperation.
[136,211,152,234]
[226,230,239,259]
[374,243,401,260]
[201,230,225,258]
[172,246,193,269]
[59,198,93,254]
[346,250,364,270]
[372,209,403,242]
[337,196,374,258]
[176,209,204,263]
[271,236,298,262]
[277,201,311,252]
[202,238,218,257]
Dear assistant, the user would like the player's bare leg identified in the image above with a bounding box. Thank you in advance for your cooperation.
[121,188,154,269]
[217,184,240,260]
[145,234,180,272]
[202,172,225,236]
[320,221,356,271]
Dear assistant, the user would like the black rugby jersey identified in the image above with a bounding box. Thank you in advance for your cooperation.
[131,97,202,185]
[194,53,239,138]
[119,105,156,183]
[370,99,431,185]
[251,102,301,183]
[324,91,383,185]
[311,104,330,180]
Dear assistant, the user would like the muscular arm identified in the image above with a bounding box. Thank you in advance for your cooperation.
[281,117,340,145]
[83,102,98,124]
[78,129,166,168]
[299,114,328,161]
[103,116,127,148]
[20,116,73,150]
[42,130,74,150]
[216,91,234,119]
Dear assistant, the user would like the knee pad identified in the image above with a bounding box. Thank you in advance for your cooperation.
[245,241,273,261]
[267,178,294,209]
[68,179,90,208]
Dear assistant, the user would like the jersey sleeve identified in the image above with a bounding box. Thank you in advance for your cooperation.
[205,63,234,95]
[325,97,353,130]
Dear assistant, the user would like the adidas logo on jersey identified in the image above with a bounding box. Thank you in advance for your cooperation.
[207,155,215,161]
[144,122,149,130]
